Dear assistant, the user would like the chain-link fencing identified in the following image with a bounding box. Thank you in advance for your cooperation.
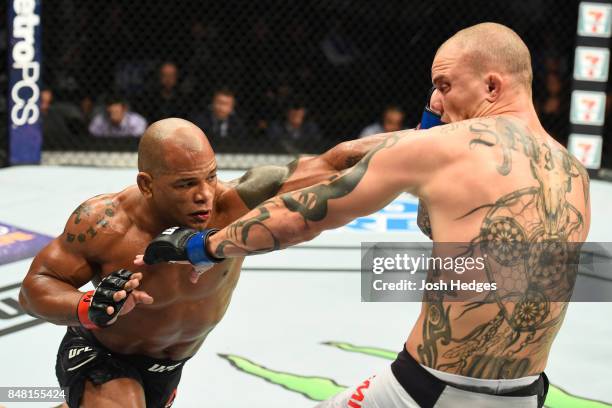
[5,0,610,168]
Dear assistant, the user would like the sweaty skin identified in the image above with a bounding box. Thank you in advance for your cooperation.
[204,24,591,380]
[19,118,387,361]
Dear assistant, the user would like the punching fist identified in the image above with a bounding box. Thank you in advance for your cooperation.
[142,227,222,266]
[77,269,153,329]
[137,227,223,284]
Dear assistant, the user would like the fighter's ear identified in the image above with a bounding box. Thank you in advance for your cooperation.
[137,172,154,198]
[484,73,503,103]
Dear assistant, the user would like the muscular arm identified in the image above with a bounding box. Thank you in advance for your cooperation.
[208,128,451,257]
[19,199,112,325]
[19,237,96,325]
[231,134,391,210]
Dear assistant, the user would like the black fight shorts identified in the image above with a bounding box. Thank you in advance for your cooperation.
[56,326,189,408]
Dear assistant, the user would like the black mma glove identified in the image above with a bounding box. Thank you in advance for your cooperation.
[142,227,223,266]
[77,269,133,329]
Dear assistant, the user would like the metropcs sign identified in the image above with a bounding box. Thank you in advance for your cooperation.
[10,0,41,126]
[8,0,42,164]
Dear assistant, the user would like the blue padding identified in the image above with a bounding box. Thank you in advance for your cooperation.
[186,232,211,265]
[420,109,443,130]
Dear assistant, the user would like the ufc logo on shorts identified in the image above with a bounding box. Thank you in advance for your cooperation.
[346,376,375,408]
[162,227,179,235]
[148,362,182,373]
[68,346,93,359]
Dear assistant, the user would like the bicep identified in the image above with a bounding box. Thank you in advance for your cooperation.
[231,158,336,211]
[24,200,105,289]
[26,237,96,289]
[230,134,403,210]
[273,134,400,195]
[280,133,432,231]
[316,136,421,228]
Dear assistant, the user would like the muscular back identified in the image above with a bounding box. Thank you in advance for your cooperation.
[407,116,590,378]
[205,115,590,379]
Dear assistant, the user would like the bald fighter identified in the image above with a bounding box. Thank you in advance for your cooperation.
[18,117,391,408]
[142,23,590,407]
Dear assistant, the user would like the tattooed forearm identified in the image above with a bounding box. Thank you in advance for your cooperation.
[281,135,399,223]
[212,135,400,257]
[214,205,281,257]
[234,135,398,210]
[325,133,394,170]
[344,155,362,168]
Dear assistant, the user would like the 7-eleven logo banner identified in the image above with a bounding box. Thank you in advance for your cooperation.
[574,46,610,81]
[568,134,603,169]
[578,2,612,37]
[570,90,607,125]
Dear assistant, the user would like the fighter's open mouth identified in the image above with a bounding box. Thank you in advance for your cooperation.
[189,210,210,219]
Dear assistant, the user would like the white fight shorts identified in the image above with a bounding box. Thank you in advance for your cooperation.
[316,346,548,408]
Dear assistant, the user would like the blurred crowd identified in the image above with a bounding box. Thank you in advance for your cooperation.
[41,55,410,154]
[1,0,610,164]
[40,51,598,154]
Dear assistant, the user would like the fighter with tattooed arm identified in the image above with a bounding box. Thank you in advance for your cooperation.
[18,117,388,408]
[141,23,590,407]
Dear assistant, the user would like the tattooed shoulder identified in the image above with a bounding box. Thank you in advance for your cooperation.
[64,196,118,244]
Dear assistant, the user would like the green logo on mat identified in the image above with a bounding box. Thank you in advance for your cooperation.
[219,341,612,408]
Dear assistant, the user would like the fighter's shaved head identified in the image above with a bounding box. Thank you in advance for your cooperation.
[138,118,213,175]
[437,22,533,90]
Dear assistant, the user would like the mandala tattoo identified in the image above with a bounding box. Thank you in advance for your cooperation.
[417,117,587,378]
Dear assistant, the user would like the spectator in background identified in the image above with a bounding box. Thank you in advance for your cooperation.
[79,94,95,125]
[89,95,147,137]
[190,88,247,146]
[253,75,294,134]
[536,59,568,144]
[41,89,72,142]
[40,88,86,144]
[267,100,321,154]
[181,20,218,97]
[138,62,187,122]
[359,105,405,138]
